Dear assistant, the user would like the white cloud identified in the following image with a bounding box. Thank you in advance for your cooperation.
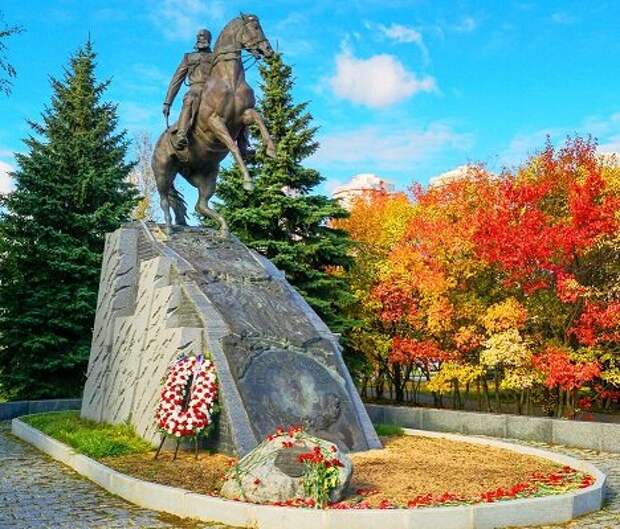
[328,48,437,108]
[500,111,620,166]
[454,16,477,32]
[272,13,315,57]
[379,23,423,44]
[152,0,226,41]
[599,152,620,167]
[0,159,15,194]
[591,112,620,153]
[132,64,168,85]
[313,123,473,170]
[551,11,575,25]
[599,136,620,154]
[375,23,429,63]
[119,101,159,127]
[500,128,558,166]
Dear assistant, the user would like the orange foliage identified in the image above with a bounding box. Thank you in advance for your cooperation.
[340,137,620,407]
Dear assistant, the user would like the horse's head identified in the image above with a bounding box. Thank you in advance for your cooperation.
[238,13,274,60]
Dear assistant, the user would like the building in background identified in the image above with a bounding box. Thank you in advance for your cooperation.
[331,173,392,210]
[428,164,474,188]
[599,151,620,167]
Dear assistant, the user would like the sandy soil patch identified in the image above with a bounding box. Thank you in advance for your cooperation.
[102,434,574,508]
[348,435,561,506]
[102,450,235,495]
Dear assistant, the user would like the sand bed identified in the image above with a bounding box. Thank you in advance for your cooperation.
[347,435,563,506]
[102,433,578,508]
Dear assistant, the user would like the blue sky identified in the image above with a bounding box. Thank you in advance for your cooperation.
[1,0,619,199]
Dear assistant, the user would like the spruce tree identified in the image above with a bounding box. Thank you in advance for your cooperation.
[0,41,138,398]
[216,53,353,332]
[0,10,23,96]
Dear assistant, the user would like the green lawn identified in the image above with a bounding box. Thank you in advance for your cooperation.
[374,423,405,437]
[21,411,152,459]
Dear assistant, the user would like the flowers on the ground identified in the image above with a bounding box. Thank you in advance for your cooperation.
[155,354,218,438]
[328,465,594,510]
[295,438,345,508]
[269,426,346,508]
[226,425,346,509]
[265,424,304,441]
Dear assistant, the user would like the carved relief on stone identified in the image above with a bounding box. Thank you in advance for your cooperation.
[234,348,360,450]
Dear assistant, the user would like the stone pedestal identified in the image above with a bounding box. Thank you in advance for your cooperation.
[81,222,380,455]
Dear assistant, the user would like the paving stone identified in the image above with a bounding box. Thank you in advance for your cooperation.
[0,422,233,529]
[493,435,620,529]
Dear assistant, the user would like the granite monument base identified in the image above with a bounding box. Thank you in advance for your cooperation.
[81,222,380,455]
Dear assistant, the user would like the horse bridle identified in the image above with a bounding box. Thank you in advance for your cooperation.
[210,16,270,67]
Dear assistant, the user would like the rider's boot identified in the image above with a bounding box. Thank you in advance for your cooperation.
[173,106,192,150]
[173,128,189,150]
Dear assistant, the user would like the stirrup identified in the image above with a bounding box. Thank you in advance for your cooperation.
[169,134,190,164]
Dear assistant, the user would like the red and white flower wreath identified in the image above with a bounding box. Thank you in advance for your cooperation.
[155,354,218,438]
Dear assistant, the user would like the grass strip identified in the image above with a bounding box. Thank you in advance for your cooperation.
[21,410,152,458]
[374,423,405,437]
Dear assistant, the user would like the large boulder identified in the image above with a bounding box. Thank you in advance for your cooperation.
[220,428,352,505]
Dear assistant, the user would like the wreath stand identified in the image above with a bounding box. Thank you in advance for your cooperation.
[154,433,200,461]
[154,366,203,461]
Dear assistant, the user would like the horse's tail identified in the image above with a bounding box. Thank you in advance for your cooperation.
[168,184,188,225]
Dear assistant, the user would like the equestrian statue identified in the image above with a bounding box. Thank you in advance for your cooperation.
[152,14,276,237]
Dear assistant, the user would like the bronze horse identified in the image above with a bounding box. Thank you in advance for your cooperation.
[152,14,276,237]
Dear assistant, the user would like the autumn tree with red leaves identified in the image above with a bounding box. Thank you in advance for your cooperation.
[339,137,620,416]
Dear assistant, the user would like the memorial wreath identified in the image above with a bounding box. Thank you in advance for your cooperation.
[155,354,218,440]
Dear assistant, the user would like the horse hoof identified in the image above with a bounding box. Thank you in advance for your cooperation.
[243,180,254,192]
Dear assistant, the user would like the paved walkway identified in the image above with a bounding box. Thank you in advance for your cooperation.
[1,422,619,529]
[501,438,620,529]
[0,423,231,529]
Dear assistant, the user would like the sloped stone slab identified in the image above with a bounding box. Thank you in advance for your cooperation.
[81,222,380,455]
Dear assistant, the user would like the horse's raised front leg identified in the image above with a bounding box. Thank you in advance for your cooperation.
[207,114,253,191]
[241,108,276,159]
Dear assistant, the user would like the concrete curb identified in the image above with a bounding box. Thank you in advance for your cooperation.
[12,417,605,529]
[0,399,81,421]
[366,403,620,453]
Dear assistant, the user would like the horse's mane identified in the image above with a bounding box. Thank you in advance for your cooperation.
[214,14,259,52]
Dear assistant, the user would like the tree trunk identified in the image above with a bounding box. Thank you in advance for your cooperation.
[494,370,502,412]
[525,389,532,416]
[455,380,462,409]
[394,364,404,403]
[361,374,369,398]
[375,374,384,400]
[464,382,471,410]
[482,377,492,412]
[413,375,422,405]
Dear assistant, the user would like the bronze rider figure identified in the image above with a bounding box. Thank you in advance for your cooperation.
[162,29,213,150]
